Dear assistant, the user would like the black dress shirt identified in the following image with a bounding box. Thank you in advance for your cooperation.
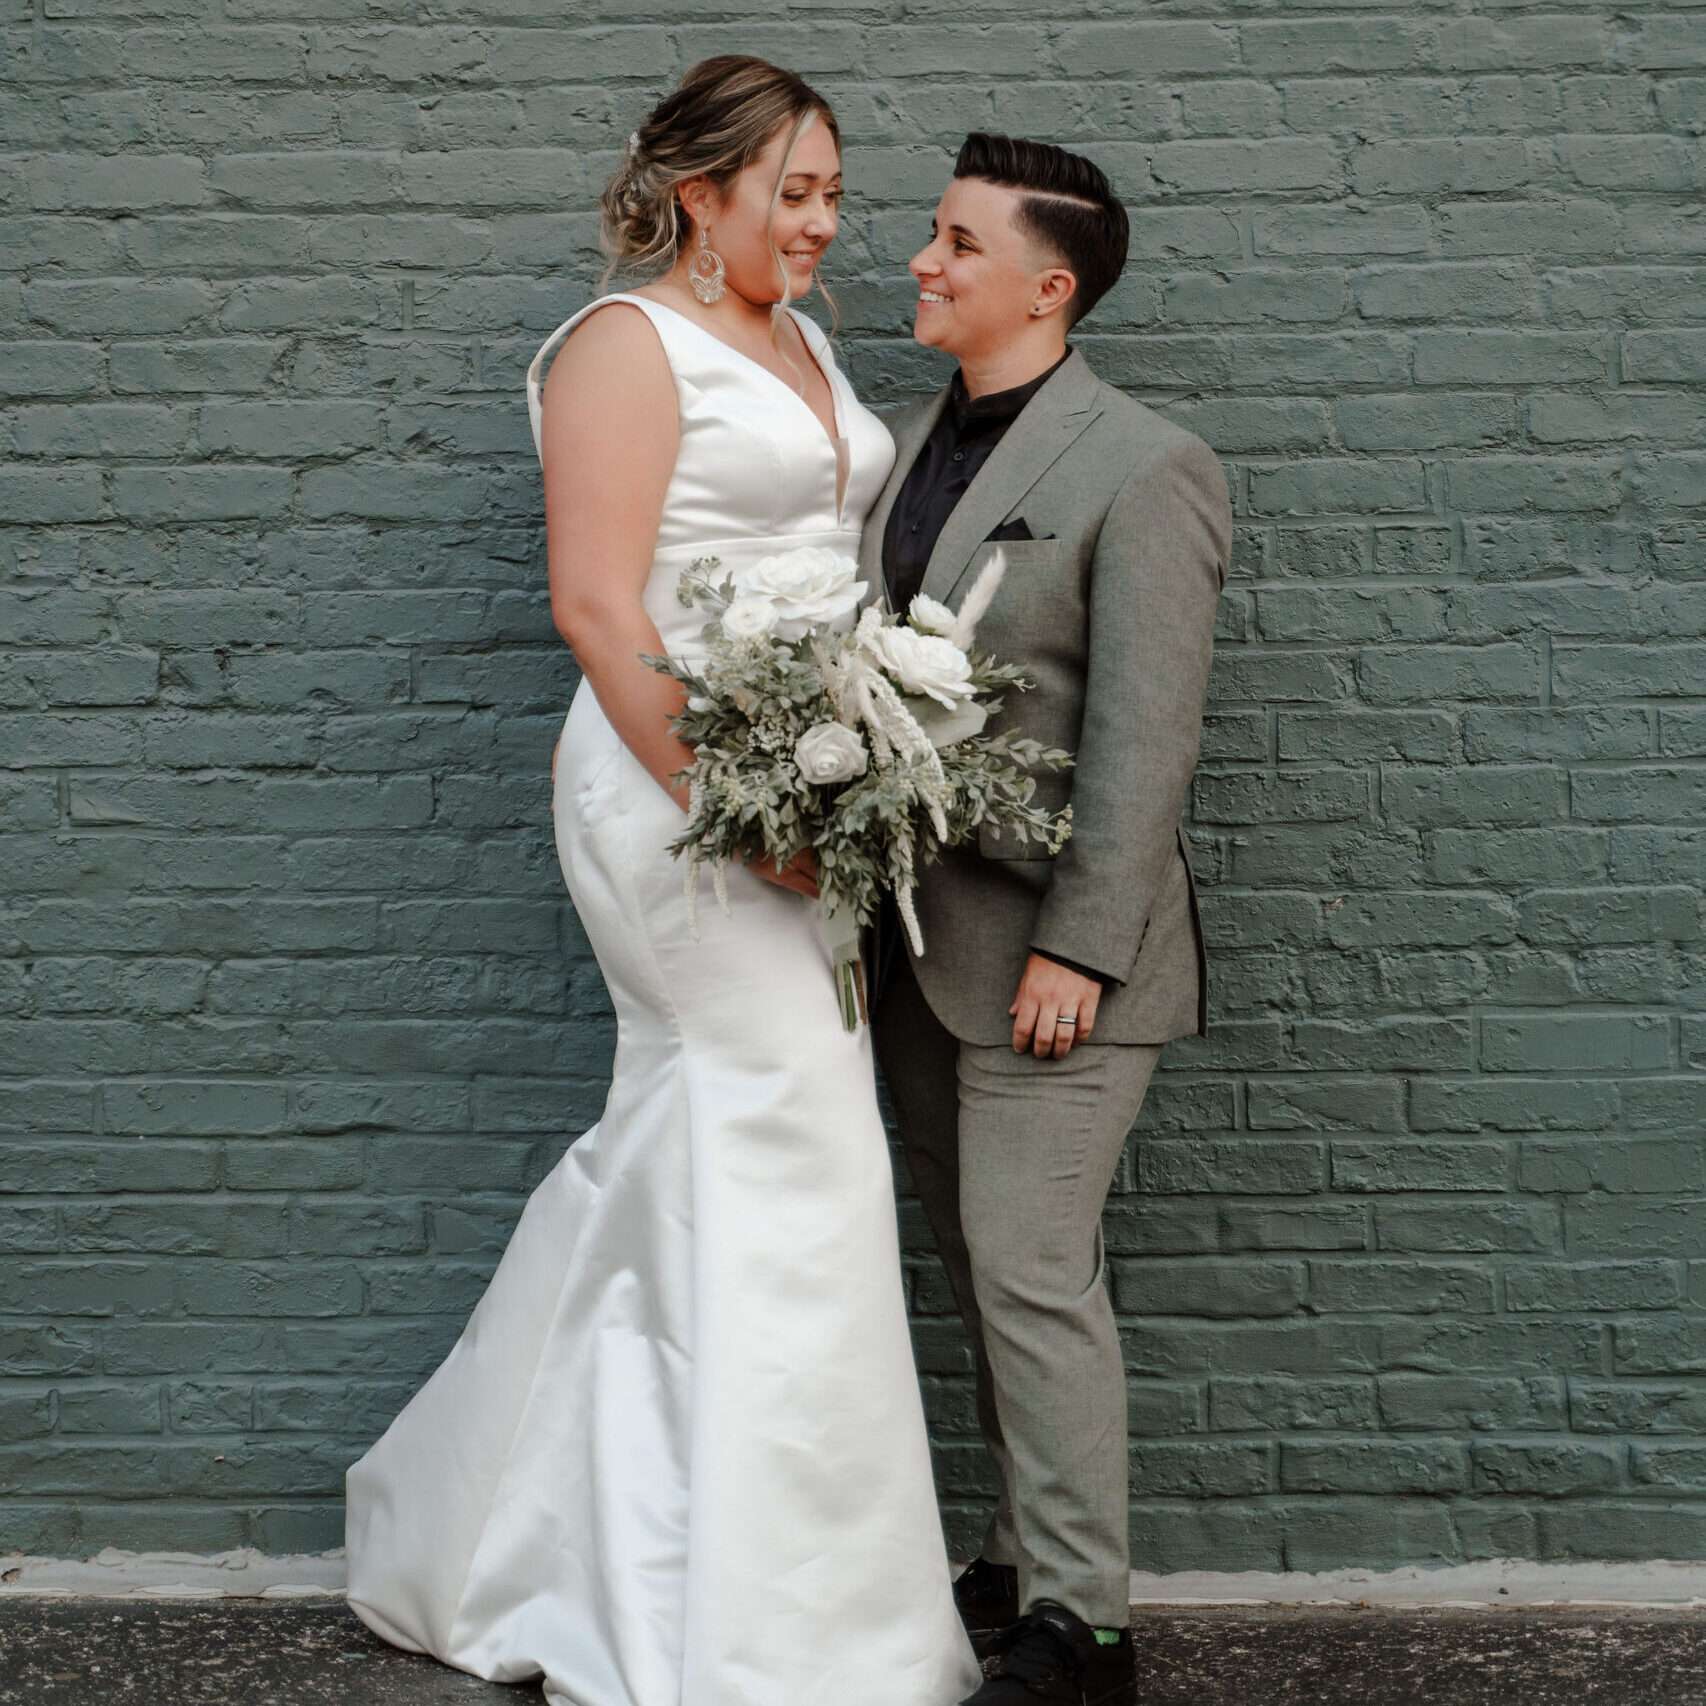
[877,346,1115,995]
[882,347,1071,619]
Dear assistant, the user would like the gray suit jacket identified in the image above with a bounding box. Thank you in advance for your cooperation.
[859,346,1232,1046]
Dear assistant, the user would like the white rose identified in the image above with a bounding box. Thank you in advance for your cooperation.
[794,721,869,785]
[721,596,779,640]
[864,623,976,708]
[731,546,864,639]
[907,594,957,636]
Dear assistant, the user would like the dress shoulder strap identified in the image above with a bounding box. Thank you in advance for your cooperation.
[783,303,831,361]
[525,292,678,468]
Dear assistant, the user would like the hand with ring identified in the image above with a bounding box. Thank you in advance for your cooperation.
[1008,952,1102,1058]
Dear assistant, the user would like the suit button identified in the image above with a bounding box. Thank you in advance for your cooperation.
[952,451,965,462]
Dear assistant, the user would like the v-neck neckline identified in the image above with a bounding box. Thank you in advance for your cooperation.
[620,288,846,470]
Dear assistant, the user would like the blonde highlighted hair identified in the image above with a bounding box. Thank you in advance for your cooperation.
[598,55,843,370]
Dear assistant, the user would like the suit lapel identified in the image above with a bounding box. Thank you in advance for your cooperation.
[860,386,951,611]
[919,348,1103,609]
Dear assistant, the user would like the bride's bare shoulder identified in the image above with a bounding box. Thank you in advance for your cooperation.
[540,296,672,419]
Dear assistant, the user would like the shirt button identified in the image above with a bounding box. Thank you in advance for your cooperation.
[910,521,920,531]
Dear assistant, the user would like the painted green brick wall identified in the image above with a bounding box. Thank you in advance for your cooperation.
[3,4,1704,1571]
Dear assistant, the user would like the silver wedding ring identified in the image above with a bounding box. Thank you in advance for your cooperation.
[1057,1014,1077,1026]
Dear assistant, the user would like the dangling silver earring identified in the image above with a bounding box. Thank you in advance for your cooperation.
[689,225,727,305]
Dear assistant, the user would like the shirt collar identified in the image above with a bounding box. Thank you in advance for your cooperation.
[948,346,1072,430]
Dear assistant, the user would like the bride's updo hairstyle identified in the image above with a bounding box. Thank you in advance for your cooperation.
[597,54,842,335]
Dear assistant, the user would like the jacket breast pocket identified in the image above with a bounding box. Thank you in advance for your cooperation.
[969,539,1084,670]
[969,537,1064,614]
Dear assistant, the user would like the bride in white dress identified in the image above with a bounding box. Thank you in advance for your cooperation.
[342,54,982,1706]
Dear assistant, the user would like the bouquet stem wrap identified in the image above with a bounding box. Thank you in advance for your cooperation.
[818,899,868,1032]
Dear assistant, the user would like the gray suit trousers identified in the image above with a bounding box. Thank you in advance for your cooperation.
[875,954,1162,1629]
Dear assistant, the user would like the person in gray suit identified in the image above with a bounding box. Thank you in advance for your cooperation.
[861,134,1232,1706]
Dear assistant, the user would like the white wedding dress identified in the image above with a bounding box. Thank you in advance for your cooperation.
[343,291,982,1706]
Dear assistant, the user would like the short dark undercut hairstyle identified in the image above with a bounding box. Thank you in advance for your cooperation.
[952,132,1130,330]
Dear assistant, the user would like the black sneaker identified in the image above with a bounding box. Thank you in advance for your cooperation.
[953,1557,1021,1656]
[959,1599,1134,1706]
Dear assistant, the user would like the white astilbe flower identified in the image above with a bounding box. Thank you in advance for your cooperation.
[869,677,952,841]
[854,679,894,765]
[896,878,924,958]
[824,635,954,837]
[683,854,700,940]
[809,633,849,721]
[862,669,946,781]
[891,826,926,956]
[829,617,898,765]
[682,773,705,940]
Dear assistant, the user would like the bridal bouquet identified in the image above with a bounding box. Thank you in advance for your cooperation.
[643,544,1074,1029]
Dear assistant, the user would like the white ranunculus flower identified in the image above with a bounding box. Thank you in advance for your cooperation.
[864,623,976,708]
[731,546,864,639]
[721,596,780,640]
[794,720,869,785]
[907,594,957,636]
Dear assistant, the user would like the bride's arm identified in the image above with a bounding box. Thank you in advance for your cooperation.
[539,303,696,812]
[538,302,818,899]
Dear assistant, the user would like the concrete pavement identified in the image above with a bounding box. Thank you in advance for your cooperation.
[6,1596,1706,1704]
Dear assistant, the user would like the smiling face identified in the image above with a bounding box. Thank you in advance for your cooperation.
[908,175,1077,359]
[681,114,842,305]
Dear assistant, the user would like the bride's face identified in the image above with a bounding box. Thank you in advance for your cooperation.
[686,118,843,305]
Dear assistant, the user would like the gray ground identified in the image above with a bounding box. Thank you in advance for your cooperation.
[5,1598,1706,1704]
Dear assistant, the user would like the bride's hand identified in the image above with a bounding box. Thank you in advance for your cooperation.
[748,847,820,901]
